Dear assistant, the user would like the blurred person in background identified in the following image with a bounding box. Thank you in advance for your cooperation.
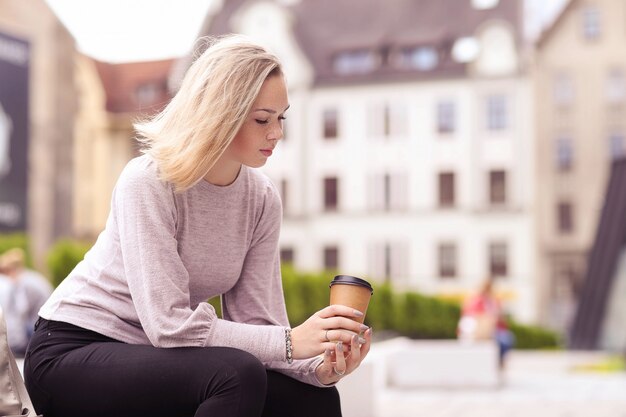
[457,277,515,369]
[24,35,371,417]
[0,247,52,357]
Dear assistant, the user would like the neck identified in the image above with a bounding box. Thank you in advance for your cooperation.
[204,159,242,186]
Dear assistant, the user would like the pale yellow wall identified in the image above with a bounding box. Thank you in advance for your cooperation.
[535,0,626,328]
[73,56,135,239]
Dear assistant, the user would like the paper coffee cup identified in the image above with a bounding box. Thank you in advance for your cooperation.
[329,275,374,324]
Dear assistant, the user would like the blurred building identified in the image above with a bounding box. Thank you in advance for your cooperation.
[0,0,77,266]
[73,57,173,238]
[534,0,626,331]
[190,0,538,321]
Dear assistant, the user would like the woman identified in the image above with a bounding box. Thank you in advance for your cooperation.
[24,35,371,417]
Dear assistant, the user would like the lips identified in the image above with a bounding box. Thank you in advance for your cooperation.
[260,149,273,157]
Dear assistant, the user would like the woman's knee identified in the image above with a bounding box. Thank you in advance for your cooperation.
[228,348,267,388]
[200,347,267,395]
[317,386,341,414]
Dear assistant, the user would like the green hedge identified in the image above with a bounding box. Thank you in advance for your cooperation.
[280,267,559,349]
[508,321,562,349]
[46,239,92,288]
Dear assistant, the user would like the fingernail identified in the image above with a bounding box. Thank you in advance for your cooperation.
[360,324,369,331]
[353,310,364,317]
[325,349,331,357]
[352,334,359,344]
[337,342,343,352]
[359,337,366,344]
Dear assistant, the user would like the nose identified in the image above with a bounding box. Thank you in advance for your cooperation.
[267,123,284,142]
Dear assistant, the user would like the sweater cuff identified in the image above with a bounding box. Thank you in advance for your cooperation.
[209,319,286,362]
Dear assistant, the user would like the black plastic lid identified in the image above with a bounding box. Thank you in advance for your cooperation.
[329,275,373,294]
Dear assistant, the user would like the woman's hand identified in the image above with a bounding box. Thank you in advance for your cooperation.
[290,305,369,359]
[315,327,372,385]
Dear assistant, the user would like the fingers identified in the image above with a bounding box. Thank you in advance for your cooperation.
[318,304,364,320]
[348,333,361,364]
[323,329,367,346]
[333,342,347,376]
[324,316,369,335]
[359,328,373,359]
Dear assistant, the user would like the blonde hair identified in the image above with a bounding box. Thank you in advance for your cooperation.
[135,34,283,192]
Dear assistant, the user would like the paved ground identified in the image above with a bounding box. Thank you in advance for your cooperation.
[375,350,626,417]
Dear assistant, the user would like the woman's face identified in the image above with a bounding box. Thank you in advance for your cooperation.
[226,74,289,169]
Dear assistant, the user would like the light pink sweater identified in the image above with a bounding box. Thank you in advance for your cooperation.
[40,155,324,386]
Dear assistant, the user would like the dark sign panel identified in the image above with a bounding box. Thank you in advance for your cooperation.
[0,31,29,231]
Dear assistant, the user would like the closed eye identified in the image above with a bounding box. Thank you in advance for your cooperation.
[255,119,269,125]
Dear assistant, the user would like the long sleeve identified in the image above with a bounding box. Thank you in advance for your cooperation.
[220,181,325,387]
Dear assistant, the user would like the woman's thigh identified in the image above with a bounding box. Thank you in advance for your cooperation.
[25,320,266,417]
[263,371,342,417]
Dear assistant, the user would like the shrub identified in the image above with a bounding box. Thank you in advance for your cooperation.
[283,266,330,327]
[364,283,397,330]
[46,239,92,287]
[394,292,461,339]
[508,321,562,350]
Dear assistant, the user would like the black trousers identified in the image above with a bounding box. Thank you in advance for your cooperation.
[24,318,341,417]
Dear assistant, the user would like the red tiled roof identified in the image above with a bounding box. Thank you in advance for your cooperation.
[93,58,174,114]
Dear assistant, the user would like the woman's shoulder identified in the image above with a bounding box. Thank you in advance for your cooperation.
[245,167,280,202]
[115,154,174,198]
[119,155,167,186]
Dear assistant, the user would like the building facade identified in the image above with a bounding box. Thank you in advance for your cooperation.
[0,0,77,266]
[73,56,173,238]
[197,0,538,322]
[534,0,626,330]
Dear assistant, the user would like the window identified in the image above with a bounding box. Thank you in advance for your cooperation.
[489,242,508,277]
[609,133,626,160]
[280,247,294,264]
[334,50,379,75]
[438,172,456,208]
[557,202,574,234]
[323,246,339,271]
[135,82,163,107]
[383,105,391,137]
[280,179,288,212]
[401,46,439,71]
[555,137,574,171]
[367,102,408,138]
[323,177,338,211]
[489,170,506,205]
[554,73,574,106]
[438,243,457,278]
[582,7,601,40]
[486,95,507,131]
[323,108,338,139]
[437,100,456,134]
[367,241,410,283]
[552,258,584,300]
[383,174,391,211]
[367,172,409,211]
[606,69,625,105]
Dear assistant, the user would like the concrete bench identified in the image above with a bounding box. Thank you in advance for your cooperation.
[385,339,501,389]
[337,338,501,416]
